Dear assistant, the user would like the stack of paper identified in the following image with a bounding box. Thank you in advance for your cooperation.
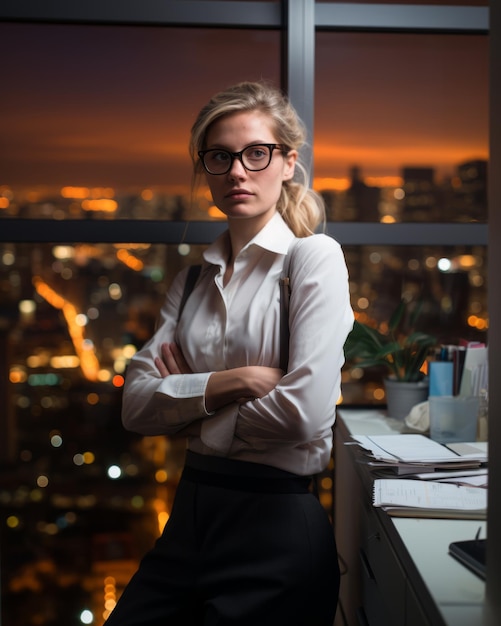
[348,434,488,518]
[373,478,487,519]
[350,434,487,475]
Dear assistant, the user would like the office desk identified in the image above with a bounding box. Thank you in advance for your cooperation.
[334,408,486,626]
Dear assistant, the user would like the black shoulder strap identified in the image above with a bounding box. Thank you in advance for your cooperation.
[177,264,202,322]
[280,239,299,372]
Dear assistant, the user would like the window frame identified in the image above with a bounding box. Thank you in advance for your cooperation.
[0,0,489,246]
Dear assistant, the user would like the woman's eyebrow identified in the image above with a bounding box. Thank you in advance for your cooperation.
[205,140,273,150]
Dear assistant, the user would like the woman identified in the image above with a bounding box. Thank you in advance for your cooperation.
[106,81,353,626]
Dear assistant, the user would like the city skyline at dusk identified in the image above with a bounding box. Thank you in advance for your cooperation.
[0,22,489,192]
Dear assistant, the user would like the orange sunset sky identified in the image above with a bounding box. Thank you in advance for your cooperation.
[0,21,489,193]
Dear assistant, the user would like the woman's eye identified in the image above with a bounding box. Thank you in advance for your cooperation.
[211,151,230,163]
[248,147,266,159]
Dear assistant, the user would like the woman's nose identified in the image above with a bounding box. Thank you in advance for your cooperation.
[227,156,247,179]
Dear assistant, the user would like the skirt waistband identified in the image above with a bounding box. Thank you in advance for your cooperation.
[182,451,312,494]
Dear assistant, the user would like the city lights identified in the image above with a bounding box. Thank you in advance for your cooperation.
[52,245,76,260]
[32,276,101,381]
[155,469,168,483]
[87,392,99,405]
[1,249,15,265]
[36,475,49,488]
[61,187,90,199]
[438,257,452,272]
[50,355,80,368]
[19,299,36,315]
[26,353,50,367]
[81,199,118,213]
[107,465,122,480]
[108,283,122,300]
[98,370,112,382]
[112,375,125,388]
[103,576,117,620]
[50,434,63,448]
[116,248,144,272]
[130,496,144,509]
[79,609,94,624]
[6,516,20,529]
[9,367,27,384]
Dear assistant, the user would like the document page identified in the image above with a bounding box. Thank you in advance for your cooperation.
[373,479,487,511]
[352,434,467,463]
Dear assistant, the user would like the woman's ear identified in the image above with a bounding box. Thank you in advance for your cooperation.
[282,150,298,181]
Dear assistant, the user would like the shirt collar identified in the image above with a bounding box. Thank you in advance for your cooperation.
[203,212,295,266]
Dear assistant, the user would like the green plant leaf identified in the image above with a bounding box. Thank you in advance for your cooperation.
[344,321,386,357]
[388,299,406,332]
[409,299,424,328]
[344,299,437,383]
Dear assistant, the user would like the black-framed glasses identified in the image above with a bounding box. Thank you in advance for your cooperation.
[198,143,287,175]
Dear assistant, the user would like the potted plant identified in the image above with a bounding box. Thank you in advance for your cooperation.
[344,299,437,419]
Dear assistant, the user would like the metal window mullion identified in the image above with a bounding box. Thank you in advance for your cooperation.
[0,220,487,246]
[315,3,489,33]
[282,0,315,180]
[1,1,488,32]
[0,1,281,27]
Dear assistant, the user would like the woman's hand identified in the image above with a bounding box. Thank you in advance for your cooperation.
[154,345,283,413]
[205,366,284,413]
[152,342,203,438]
[155,342,192,377]
[241,366,284,401]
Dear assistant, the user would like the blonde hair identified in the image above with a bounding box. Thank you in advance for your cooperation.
[189,81,325,237]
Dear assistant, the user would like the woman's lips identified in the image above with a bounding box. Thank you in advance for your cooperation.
[225,189,252,199]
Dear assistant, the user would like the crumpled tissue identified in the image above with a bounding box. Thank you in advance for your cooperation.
[404,400,430,433]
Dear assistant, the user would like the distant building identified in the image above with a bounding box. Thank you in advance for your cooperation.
[454,159,488,222]
[344,166,380,222]
[401,166,437,221]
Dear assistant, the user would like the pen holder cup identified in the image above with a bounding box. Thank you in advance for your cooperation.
[428,395,479,444]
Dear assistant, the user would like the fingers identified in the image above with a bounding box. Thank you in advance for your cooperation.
[155,343,192,378]
[160,342,181,374]
[154,356,169,377]
[168,342,191,373]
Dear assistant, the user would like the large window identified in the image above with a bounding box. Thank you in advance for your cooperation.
[315,32,488,224]
[0,22,280,221]
[314,28,489,408]
[1,242,202,624]
[341,243,487,405]
[0,2,489,625]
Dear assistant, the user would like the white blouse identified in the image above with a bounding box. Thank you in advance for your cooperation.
[121,212,354,475]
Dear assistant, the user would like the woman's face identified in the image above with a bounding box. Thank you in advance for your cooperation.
[203,111,297,227]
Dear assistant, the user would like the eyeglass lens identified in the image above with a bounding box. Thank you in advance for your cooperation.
[202,144,275,174]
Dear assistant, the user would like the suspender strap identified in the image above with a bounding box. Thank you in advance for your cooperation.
[177,264,201,322]
[280,239,299,372]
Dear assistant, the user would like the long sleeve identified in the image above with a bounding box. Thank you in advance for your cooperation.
[121,267,213,436]
[235,235,353,454]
